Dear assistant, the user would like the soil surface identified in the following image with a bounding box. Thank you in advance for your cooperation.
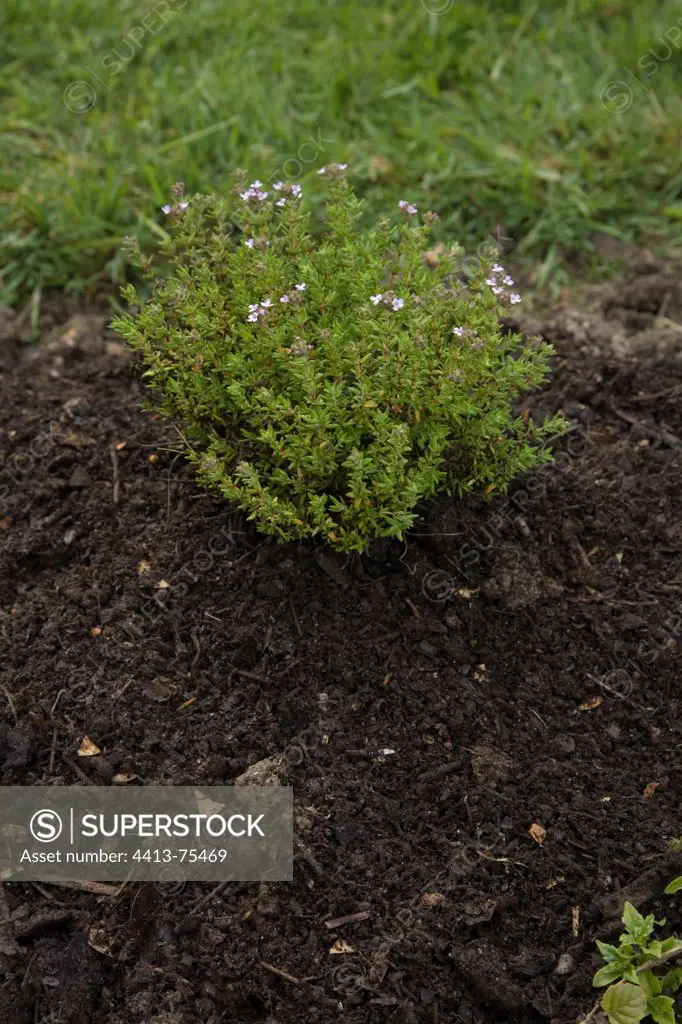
[0,260,681,1024]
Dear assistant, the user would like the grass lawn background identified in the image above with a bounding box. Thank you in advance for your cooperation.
[1,0,682,306]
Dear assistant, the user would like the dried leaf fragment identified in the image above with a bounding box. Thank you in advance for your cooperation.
[78,736,102,757]
[329,939,355,955]
[421,892,447,908]
[141,677,175,702]
[529,822,546,845]
[643,781,660,799]
[578,696,603,711]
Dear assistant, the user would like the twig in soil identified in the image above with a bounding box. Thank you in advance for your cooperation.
[287,596,302,638]
[62,755,94,785]
[417,762,460,783]
[38,879,119,896]
[50,690,65,717]
[260,961,301,984]
[48,727,58,775]
[0,884,20,956]
[110,443,120,504]
[295,839,323,878]
[228,665,270,684]
[324,911,370,930]
[0,684,17,723]
[189,880,231,913]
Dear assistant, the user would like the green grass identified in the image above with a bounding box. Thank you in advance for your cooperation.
[2,0,682,304]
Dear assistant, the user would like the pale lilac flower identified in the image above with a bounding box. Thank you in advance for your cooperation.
[318,163,347,176]
[248,303,260,312]
[295,283,306,291]
[291,184,302,198]
[453,327,464,336]
[250,180,263,188]
[261,298,273,308]
[178,201,188,210]
[392,297,404,311]
[273,182,284,191]
[485,278,496,286]
[492,264,504,273]
[276,198,286,207]
[245,238,255,248]
[503,275,514,286]
[280,294,290,303]
[161,204,172,214]
[241,186,268,202]
[510,293,522,304]
[492,286,503,296]
[398,200,417,215]
[370,294,383,305]
[247,313,258,322]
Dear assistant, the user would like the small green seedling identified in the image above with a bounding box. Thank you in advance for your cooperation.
[594,899,682,1024]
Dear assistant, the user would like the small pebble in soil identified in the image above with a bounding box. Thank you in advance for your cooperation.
[553,733,576,756]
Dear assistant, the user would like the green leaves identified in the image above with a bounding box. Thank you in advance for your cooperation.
[601,983,647,1024]
[595,898,682,1024]
[664,877,682,896]
[115,174,565,551]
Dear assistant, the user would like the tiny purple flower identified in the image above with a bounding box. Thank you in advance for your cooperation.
[291,184,302,197]
[276,198,286,207]
[338,163,347,170]
[239,190,252,201]
[280,294,290,303]
[391,297,404,311]
[295,283,306,291]
[245,238,255,248]
[273,182,284,190]
[248,303,260,312]
[317,166,327,175]
[452,327,464,336]
[261,298,273,308]
[485,278,496,286]
[492,286,503,296]
[370,294,383,305]
[250,180,263,188]
[492,264,504,273]
[510,293,522,304]
[503,275,514,286]
[161,204,172,214]
[178,201,188,210]
[247,313,258,322]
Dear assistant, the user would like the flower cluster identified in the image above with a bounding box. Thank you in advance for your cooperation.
[244,237,270,249]
[370,291,405,312]
[162,200,188,215]
[289,337,313,357]
[279,282,306,304]
[317,163,348,177]
[485,264,521,305]
[398,200,418,215]
[240,180,269,202]
[273,182,302,206]
[246,297,273,323]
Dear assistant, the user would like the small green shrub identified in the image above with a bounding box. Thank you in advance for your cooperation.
[593,901,682,1024]
[113,171,565,552]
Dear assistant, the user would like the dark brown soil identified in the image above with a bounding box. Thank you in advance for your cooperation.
[0,261,681,1024]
